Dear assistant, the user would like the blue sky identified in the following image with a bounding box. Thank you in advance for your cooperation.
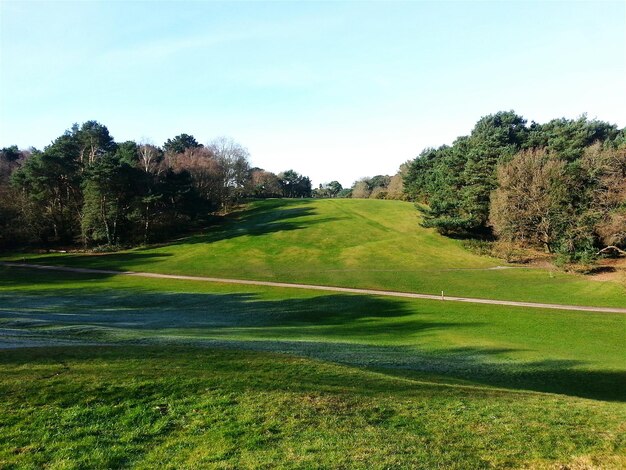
[1,1,624,186]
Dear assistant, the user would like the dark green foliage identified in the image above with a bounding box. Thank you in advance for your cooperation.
[0,147,31,246]
[405,140,475,233]
[163,133,201,154]
[525,116,620,161]
[368,174,391,189]
[115,140,139,165]
[326,180,343,196]
[82,153,143,245]
[0,145,22,162]
[313,180,343,198]
[12,136,83,243]
[403,112,625,261]
[75,120,117,164]
[337,188,352,198]
[408,111,527,234]
[403,147,442,202]
[1,122,314,249]
[278,170,312,198]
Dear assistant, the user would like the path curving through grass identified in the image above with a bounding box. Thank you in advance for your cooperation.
[4,199,625,308]
[3,261,625,314]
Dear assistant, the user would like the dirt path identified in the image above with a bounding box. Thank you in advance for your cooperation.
[2,261,625,314]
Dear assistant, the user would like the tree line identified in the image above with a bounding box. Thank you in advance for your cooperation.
[313,173,407,200]
[401,112,626,262]
[0,121,312,248]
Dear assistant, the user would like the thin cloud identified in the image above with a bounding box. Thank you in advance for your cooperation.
[100,31,248,64]
[99,15,341,65]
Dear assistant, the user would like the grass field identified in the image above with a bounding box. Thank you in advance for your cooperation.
[4,198,625,307]
[1,268,625,402]
[1,199,625,468]
[1,267,625,467]
[1,346,625,469]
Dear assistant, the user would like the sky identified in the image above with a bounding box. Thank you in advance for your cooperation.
[1,1,625,187]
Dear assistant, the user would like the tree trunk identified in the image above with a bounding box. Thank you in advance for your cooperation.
[101,195,111,245]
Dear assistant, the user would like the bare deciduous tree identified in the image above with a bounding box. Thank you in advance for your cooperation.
[386,173,405,200]
[490,148,568,252]
[138,143,164,174]
[351,180,371,199]
[580,143,626,248]
[250,169,281,197]
[170,146,224,205]
[207,137,251,199]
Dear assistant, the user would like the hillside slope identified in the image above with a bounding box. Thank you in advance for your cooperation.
[2,346,624,469]
[8,198,626,307]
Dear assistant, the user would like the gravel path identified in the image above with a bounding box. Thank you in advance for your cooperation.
[2,261,625,314]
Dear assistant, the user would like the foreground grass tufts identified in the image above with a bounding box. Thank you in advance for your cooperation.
[1,347,625,469]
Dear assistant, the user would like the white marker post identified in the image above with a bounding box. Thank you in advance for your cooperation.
[441,290,444,300]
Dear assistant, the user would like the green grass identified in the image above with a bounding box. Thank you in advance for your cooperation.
[1,346,625,469]
[1,199,625,467]
[1,267,625,402]
[5,198,625,307]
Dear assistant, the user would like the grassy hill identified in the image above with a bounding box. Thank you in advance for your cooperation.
[8,198,626,307]
[1,199,625,467]
[1,346,624,469]
[1,267,625,467]
[2,267,624,401]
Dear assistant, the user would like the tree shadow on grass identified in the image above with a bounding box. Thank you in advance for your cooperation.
[0,289,441,330]
[185,339,626,402]
[1,252,174,275]
[3,199,347,269]
[172,199,348,246]
[0,345,623,404]
[0,283,624,402]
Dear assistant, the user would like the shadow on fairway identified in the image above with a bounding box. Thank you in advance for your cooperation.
[2,252,174,275]
[0,345,624,405]
[172,199,350,246]
[179,337,626,402]
[4,199,342,269]
[1,280,624,402]
[0,289,439,329]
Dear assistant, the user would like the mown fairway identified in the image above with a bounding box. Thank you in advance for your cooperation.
[6,198,626,307]
[1,266,625,468]
[1,346,625,469]
[1,199,625,468]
